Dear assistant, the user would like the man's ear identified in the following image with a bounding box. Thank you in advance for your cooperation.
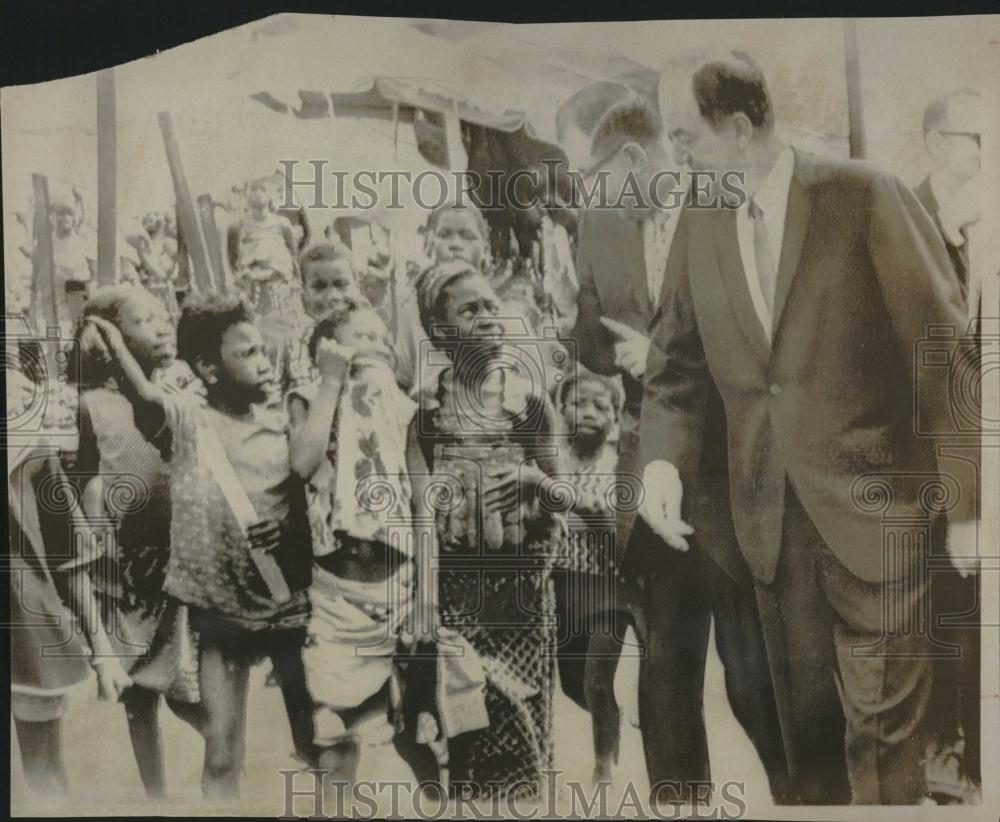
[194,357,219,387]
[622,141,648,170]
[925,130,947,160]
[731,113,754,150]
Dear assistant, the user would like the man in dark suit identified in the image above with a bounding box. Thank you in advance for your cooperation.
[913,88,981,304]
[565,85,789,802]
[646,50,980,804]
[914,87,982,802]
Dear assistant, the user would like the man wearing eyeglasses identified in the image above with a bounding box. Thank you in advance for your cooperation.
[559,81,790,805]
[915,87,983,805]
[915,88,982,309]
[646,49,979,805]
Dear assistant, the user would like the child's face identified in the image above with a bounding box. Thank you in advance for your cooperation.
[335,309,393,361]
[360,266,389,307]
[439,274,504,352]
[142,212,163,235]
[247,182,270,210]
[302,258,360,320]
[564,378,616,441]
[212,321,275,404]
[118,291,176,372]
[431,211,485,268]
[51,205,75,234]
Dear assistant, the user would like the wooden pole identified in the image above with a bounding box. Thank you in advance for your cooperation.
[197,194,227,293]
[158,111,214,294]
[392,101,400,164]
[843,19,867,160]
[174,205,192,298]
[96,68,117,285]
[443,99,467,172]
[30,174,58,332]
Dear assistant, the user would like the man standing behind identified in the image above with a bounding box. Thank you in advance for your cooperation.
[914,88,982,315]
[915,87,982,803]
[564,83,788,803]
[646,50,980,804]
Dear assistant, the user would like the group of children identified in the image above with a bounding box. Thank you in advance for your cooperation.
[10,201,635,803]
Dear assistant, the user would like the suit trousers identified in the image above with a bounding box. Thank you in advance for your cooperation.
[624,518,789,803]
[927,562,981,784]
[753,483,933,805]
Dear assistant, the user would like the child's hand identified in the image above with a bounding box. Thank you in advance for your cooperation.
[482,464,547,514]
[247,518,282,553]
[81,315,126,363]
[95,659,133,702]
[315,338,354,382]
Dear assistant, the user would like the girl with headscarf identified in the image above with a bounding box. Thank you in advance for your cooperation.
[397,259,568,799]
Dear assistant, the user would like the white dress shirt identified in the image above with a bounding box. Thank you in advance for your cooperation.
[736,146,796,339]
[642,208,680,308]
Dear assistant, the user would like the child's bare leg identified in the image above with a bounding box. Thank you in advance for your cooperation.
[14,717,69,795]
[198,637,251,800]
[317,684,391,787]
[165,696,206,737]
[585,613,627,785]
[122,686,167,799]
[267,628,316,765]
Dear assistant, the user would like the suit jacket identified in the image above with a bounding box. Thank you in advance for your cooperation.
[913,176,970,294]
[641,149,979,585]
[572,207,748,583]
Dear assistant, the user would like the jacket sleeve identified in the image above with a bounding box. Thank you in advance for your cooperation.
[569,211,619,377]
[868,172,980,523]
[639,211,711,492]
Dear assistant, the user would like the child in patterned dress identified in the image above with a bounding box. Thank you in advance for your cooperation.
[82,295,315,799]
[551,369,633,786]
[71,285,205,798]
[287,302,417,784]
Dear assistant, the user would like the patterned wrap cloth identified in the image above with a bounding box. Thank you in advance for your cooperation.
[292,358,419,721]
[416,366,561,798]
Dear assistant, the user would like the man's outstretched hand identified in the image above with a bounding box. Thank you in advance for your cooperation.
[640,460,694,551]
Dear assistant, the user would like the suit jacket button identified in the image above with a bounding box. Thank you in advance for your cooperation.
[769,383,782,396]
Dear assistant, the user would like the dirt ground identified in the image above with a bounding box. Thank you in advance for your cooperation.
[11,624,773,817]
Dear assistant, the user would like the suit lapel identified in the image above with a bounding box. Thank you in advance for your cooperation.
[771,150,815,338]
[711,207,771,361]
[622,214,654,319]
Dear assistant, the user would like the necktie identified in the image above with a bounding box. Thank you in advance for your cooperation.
[644,213,671,306]
[748,197,777,315]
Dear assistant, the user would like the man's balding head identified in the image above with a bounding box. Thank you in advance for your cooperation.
[923,87,981,176]
[658,48,776,175]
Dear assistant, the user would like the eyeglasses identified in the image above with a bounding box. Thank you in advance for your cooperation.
[937,131,981,147]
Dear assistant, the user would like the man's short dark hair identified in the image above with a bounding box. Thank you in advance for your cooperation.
[590,93,662,158]
[922,87,980,136]
[691,50,774,131]
[177,294,254,367]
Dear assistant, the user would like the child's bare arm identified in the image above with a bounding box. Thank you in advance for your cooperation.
[288,339,351,478]
[226,222,241,271]
[406,418,439,640]
[40,460,132,700]
[81,316,168,448]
